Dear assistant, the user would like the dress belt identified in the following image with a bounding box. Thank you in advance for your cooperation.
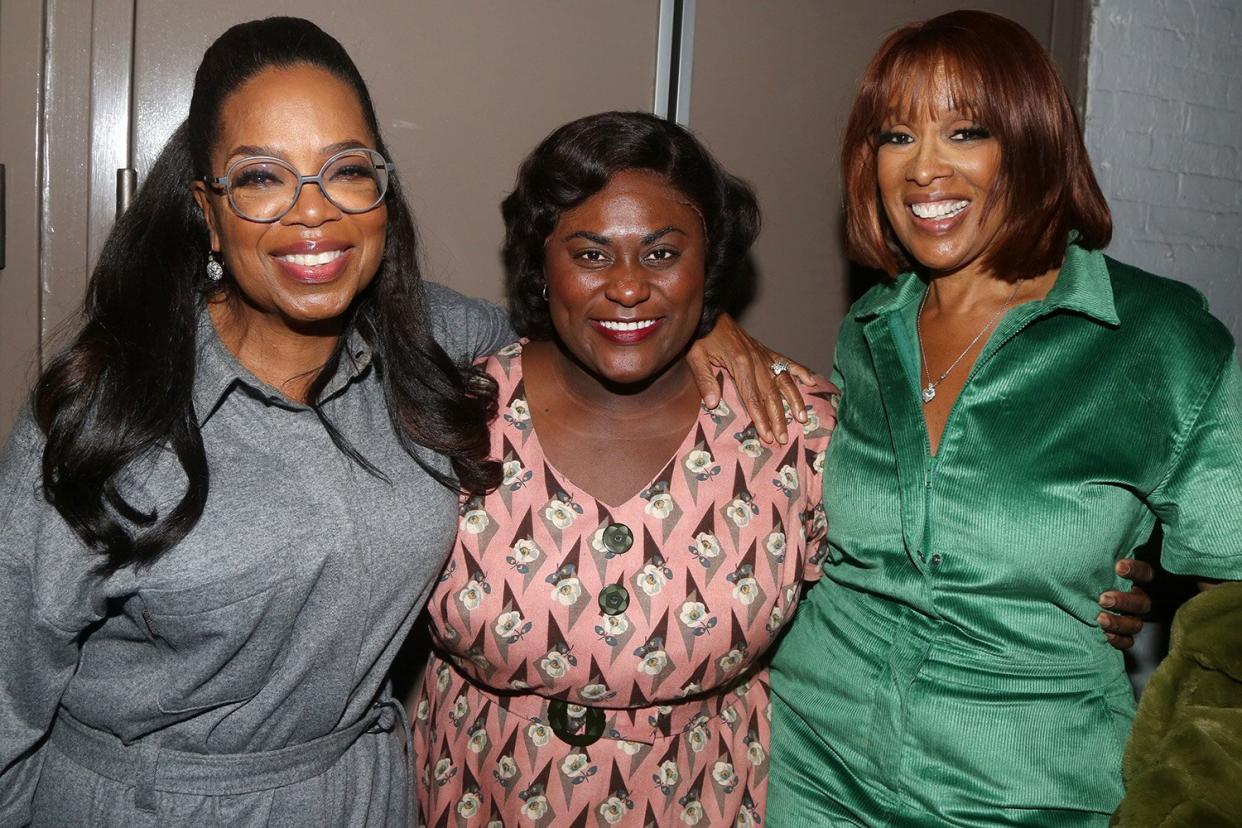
[49,698,408,808]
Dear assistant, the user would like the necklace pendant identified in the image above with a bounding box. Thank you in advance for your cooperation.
[922,383,937,404]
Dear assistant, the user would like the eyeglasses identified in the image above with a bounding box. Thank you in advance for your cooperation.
[201,148,394,222]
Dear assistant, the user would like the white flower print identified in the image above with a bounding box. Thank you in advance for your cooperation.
[502,459,524,487]
[680,800,705,825]
[551,576,583,606]
[776,464,799,492]
[720,705,738,724]
[719,648,745,673]
[451,694,469,721]
[458,579,485,611]
[544,497,577,529]
[657,704,674,715]
[638,649,669,675]
[736,809,756,828]
[679,681,702,698]
[510,538,540,565]
[508,397,531,422]
[496,755,518,779]
[467,729,488,753]
[520,795,548,820]
[561,753,593,779]
[645,492,674,520]
[497,342,523,358]
[528,722,551,746]
[739,438,763,458]
[565,703,586,719]
[766,530,786,560]
[803,409,821,434]
[712,760,738,789]
[461,508,489,534]
[692,532,721,560]
[456,791,481,818]
[510,679,531,690]
[599,796,629,824]
[813,448,826,475]
[707,399,732,418]
[600,614,629,637]
[687,725,709,753]
[679,600,709,627]
[541,649,571,678]
[732,576,759,606]
[488,822,505,828]
[494,610,525,640]
[617,740,643,755]
[580,683,609,701]
[433,757,456,784]
[726,498,753,528]
[656,760,680,788]
[435,667,451,693]
[766,604,786,633]
[636,564,669,596]
[684,449,715,477]
[747,740,767,766]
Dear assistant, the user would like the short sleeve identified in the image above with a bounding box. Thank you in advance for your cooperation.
[0,414,91,825]
[1150,351,1242,579]
[424,281,517,363]
[798,377,839,583]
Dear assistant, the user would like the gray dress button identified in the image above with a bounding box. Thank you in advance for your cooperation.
[598,584,630,616]
[601,523,634,555]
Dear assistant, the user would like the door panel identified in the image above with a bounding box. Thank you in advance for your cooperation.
[130,0,661,309]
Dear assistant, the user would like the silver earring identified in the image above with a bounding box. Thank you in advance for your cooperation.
[206,253,224,281]
[541,284,548,301]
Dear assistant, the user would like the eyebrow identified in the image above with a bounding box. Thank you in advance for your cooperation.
[225,139,371,163]
[561,226,686,246]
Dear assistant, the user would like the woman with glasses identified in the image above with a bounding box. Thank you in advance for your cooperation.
[0,18,803,828]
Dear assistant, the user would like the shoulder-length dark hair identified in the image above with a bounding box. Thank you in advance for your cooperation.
[34,17,498,574]
[502,111,759,339]
[842,10,1112,278]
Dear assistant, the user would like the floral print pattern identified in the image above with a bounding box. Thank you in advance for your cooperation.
[415,343,836,826]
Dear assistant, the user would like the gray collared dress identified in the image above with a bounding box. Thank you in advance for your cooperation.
[0,283,513,827]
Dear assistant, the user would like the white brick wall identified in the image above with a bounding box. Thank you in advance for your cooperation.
[1085,0,1242,341]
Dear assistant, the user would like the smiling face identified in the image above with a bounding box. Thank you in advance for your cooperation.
[876,72,1004,280]
[544,169,707,387]
[192,64,388,331]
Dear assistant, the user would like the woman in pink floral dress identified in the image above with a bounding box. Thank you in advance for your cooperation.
[412,111,836,827]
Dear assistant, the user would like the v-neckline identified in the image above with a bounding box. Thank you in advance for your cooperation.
[516,361,708,511]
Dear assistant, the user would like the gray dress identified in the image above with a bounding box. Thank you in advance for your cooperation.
[0,283,513,827]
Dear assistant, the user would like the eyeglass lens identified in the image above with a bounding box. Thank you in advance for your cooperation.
[227,151,388,221]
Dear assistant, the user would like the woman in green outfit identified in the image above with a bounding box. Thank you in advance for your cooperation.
[768,11,1242,826]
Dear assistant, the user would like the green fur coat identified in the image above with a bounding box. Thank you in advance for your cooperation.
[1112,581,1242,827]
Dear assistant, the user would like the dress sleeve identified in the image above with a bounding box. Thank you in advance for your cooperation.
[1149,351,1242,579]
[424,281,517,363]
[0,415,90,826]
[798,377,839,583]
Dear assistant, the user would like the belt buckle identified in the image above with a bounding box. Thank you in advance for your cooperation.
[547,698,606,747]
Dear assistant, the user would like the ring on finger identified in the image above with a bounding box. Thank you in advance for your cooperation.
[770,359,790,377]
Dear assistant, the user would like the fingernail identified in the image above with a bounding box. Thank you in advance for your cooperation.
[1096,613,1111,627]
[1100,595,1115,608]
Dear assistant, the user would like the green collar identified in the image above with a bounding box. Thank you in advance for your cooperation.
[852,242,1120,327]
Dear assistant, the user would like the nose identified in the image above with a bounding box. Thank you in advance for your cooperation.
[281,180,341,226]
[907,137,952,187]
[603,263,651,307]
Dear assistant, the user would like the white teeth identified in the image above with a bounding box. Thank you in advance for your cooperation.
[911,200,969,220]
[598,319,657,331]
[278,249,345,266]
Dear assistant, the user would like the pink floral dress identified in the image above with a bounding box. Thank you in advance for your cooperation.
[414,342,836,827]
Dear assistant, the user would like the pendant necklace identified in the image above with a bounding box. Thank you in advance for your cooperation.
[917,279,1022,405]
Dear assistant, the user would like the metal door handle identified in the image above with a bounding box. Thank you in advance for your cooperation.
[116,167,136,217]
[1,164,6,270]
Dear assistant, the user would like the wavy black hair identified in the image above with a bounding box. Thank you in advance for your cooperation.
[34,17,499,574]
[502,111,760,339]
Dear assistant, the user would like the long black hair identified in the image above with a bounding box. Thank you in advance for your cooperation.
[502,111,760,339]
[34,17,499,574]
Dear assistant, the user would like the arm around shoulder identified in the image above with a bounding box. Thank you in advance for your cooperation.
[423,281,517,363]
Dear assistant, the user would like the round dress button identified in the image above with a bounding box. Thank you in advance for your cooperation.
[930,553,943,567]
[598,584,630,616]
[601,523,634,555]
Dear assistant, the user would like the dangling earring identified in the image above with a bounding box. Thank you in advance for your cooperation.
[541,283,548,301]
[206,252,224,282]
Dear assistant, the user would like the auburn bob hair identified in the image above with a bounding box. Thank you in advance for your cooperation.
[842,10,1111,278]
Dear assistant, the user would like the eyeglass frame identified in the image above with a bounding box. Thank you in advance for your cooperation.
[199,147,395,223]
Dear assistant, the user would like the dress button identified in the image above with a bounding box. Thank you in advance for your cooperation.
[930,553,943,567]
[598,584,630,616]
[601,523,634,555]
